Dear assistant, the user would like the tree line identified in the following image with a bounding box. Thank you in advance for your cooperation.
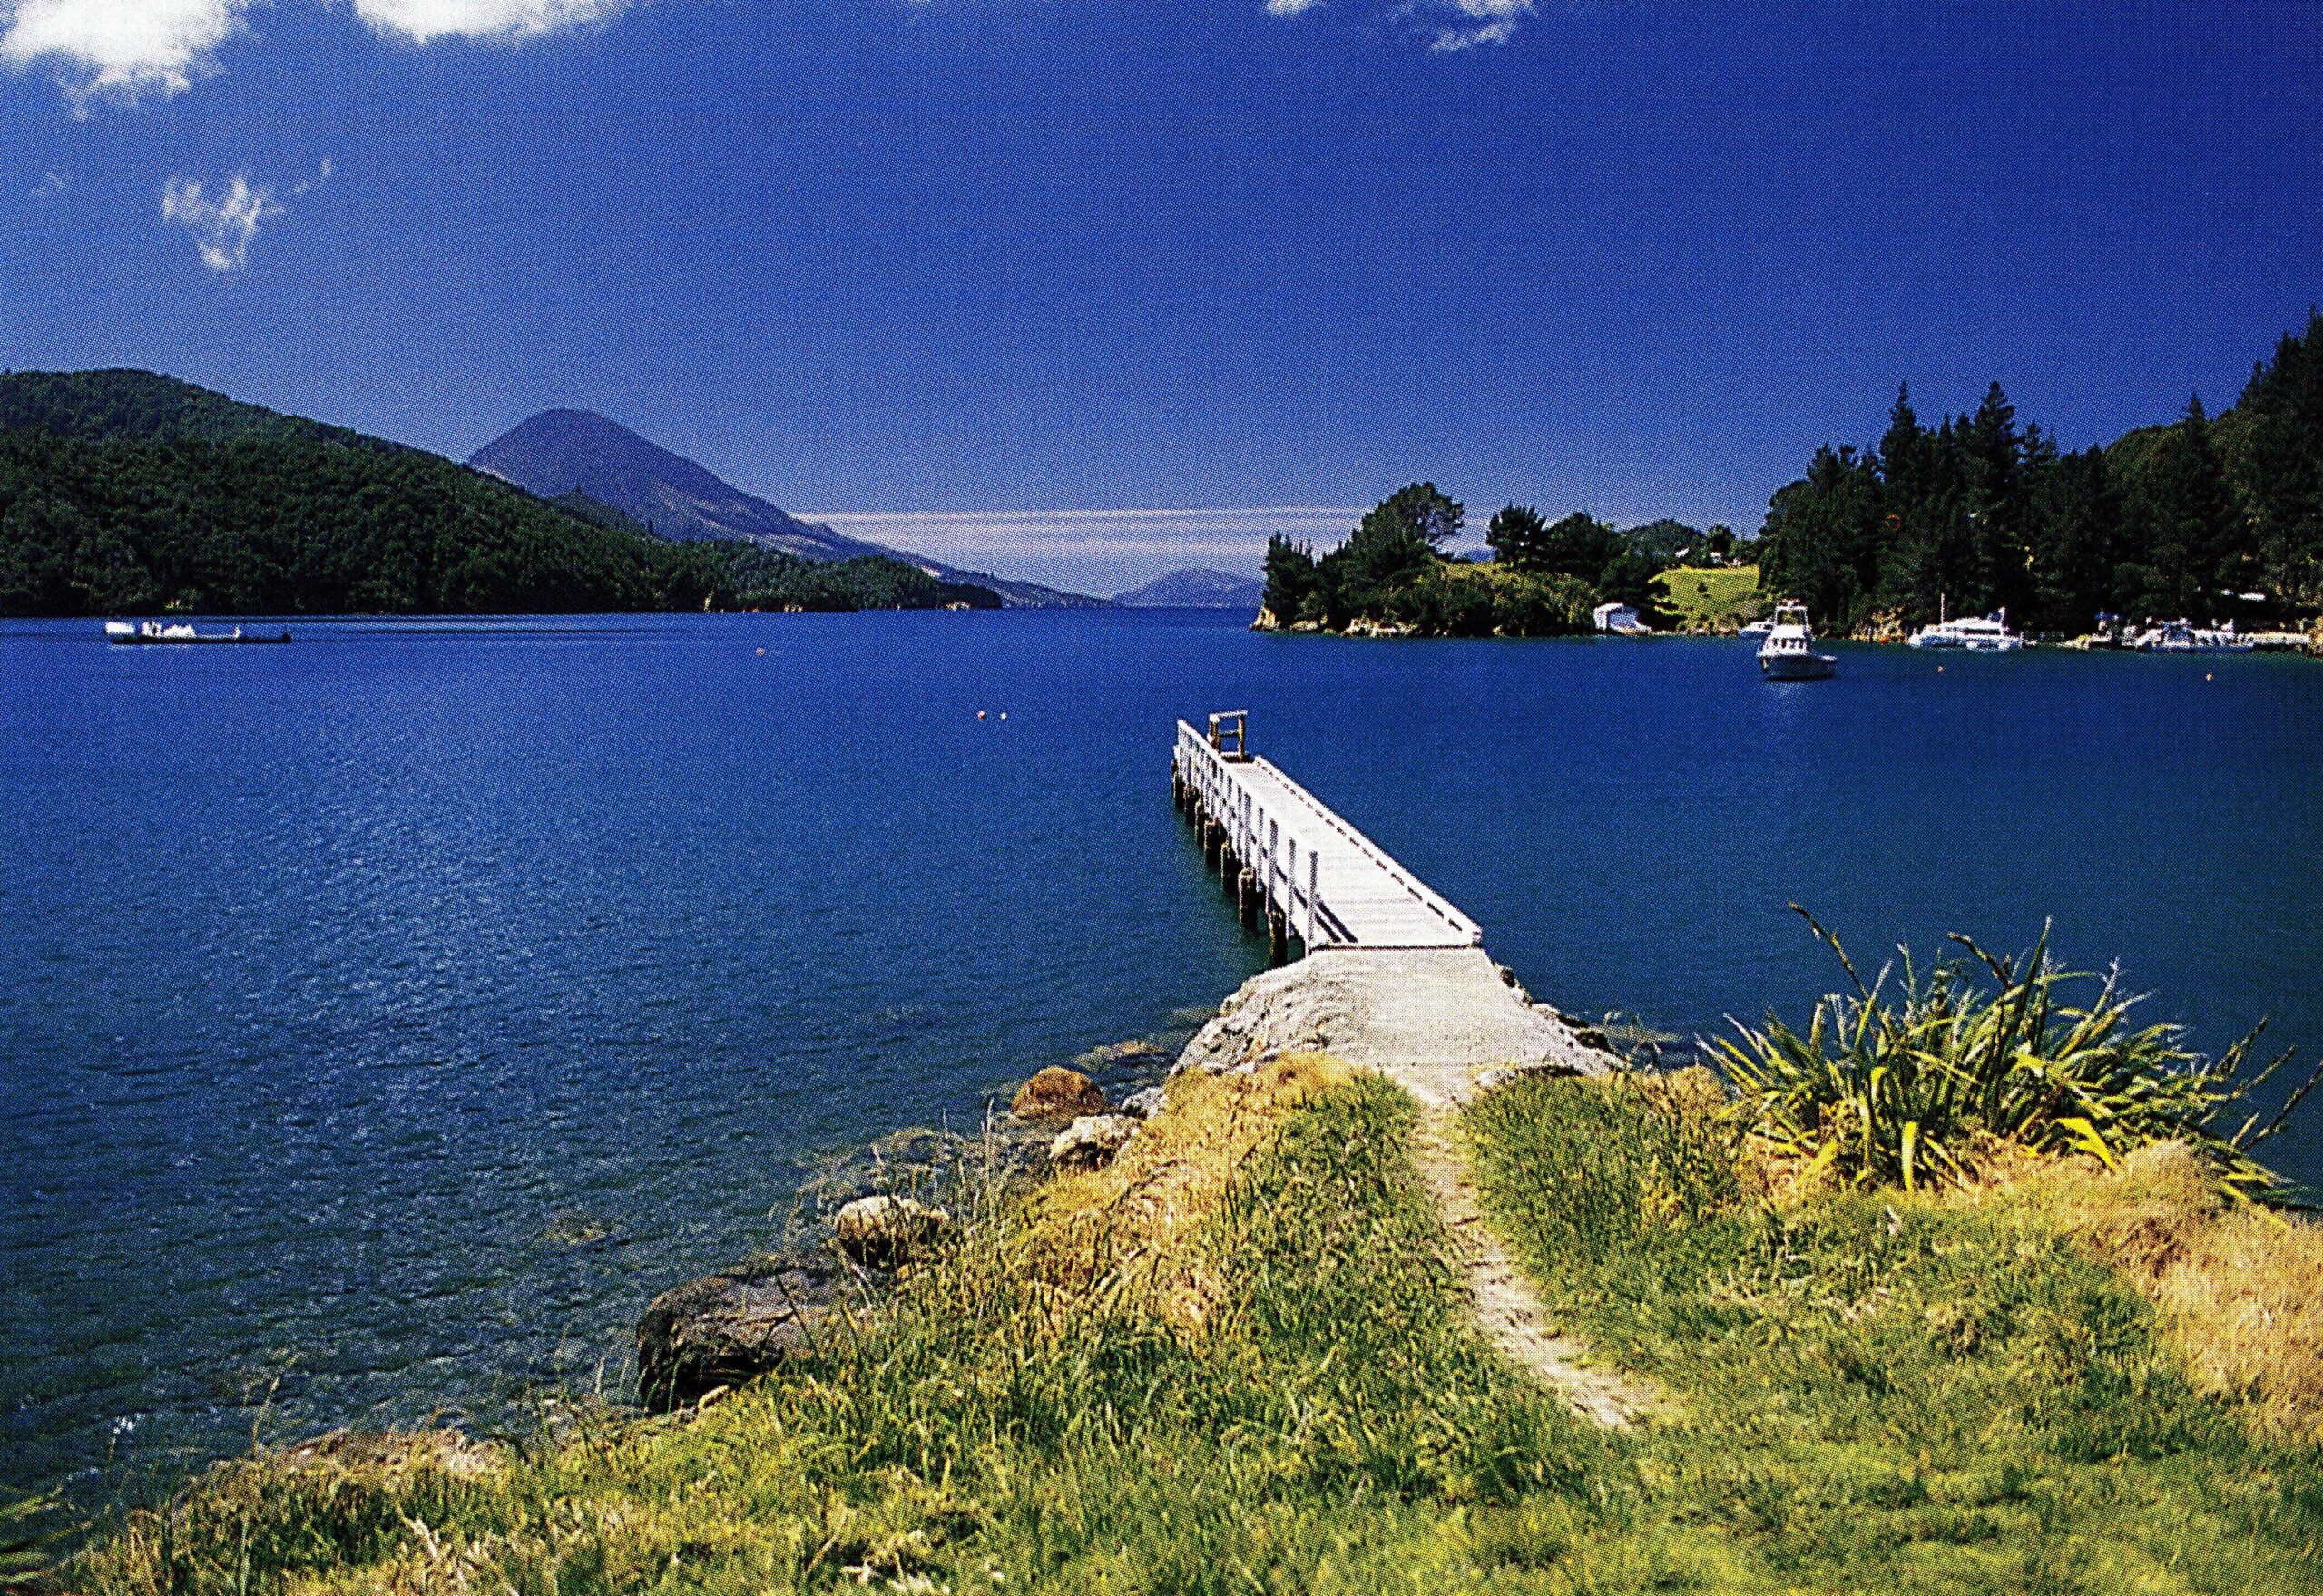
[1758,312,2323,636]
[1260,485,1709,637]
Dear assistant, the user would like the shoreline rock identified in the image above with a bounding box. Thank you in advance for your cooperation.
[1049,1113,1139,1172]
[635,1248,859,1410]
[1011,1066,1108,1122]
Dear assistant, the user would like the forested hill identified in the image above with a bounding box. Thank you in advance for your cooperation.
[0,368,392,453]
[0,371,995,617]
[1757,312,2323,636]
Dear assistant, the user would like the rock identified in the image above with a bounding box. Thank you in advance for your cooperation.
[1049,1114,1139,1172]
[1075,1038,1169,1070]
[635,1248,852,1410]
[1012,1066,1107,1121]
[1120,1085,1167,1120]
[834,1194,951,1268]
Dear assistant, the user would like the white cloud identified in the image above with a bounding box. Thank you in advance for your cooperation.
[1,0,625,104]
[0,0,246,102]
[348,0,626,44]
[161,171,280,271]
[30,169,68,198]
[796,506,1365,565]
[1264,0,1324,15]
[1427,0,1532,50]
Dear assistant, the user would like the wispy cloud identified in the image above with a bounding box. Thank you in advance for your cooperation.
[0,0,247,104]
[159,158,328,269]
[161,171,279,272]
[1261,0,1538,50]
[1,0,629,105]
[1426,0,1532,51]
[348,0,628,45]
[30,169,68,198]
[796,506,1365,567]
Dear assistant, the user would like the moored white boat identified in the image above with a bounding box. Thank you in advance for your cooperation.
[2132,619,2252,653]
[104,619,290,645]
[1906,612,2024,651]
[1759,600,1836,680]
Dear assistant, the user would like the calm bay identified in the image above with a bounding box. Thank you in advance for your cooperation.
[4,609,2318,1498]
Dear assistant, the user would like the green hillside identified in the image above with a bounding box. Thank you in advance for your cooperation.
[1655,564,1767,631]
[0,371,993,617]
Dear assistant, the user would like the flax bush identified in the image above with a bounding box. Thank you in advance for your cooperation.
[1713,909,2318,1201]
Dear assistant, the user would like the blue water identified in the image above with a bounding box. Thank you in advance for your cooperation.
[5,612,2319,1498]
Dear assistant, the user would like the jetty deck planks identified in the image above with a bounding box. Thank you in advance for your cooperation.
[1172,718,1480,951]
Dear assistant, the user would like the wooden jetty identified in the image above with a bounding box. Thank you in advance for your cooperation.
[1171,711,1482,959]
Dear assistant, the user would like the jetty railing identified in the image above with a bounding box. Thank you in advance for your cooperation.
[1171,717,1482,955]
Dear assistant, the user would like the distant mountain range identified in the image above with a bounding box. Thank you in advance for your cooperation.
[1112,568,1264,609]
[469,410,1103,609]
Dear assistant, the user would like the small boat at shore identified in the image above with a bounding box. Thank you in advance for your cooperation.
[1759,600,1836,680]
[1907,612,2024,651]
[1738,617,1775,640]
[105,620,291,645]
[2132,619,2252,653]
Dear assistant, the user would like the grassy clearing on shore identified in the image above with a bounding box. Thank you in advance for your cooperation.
[69,1072,1635,1596]
[1653,565,1764,631]
[1465,1072,2323,1593]
[62,1062,2323,1595]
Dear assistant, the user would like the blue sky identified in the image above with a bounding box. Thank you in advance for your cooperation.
[4,0,2318,593]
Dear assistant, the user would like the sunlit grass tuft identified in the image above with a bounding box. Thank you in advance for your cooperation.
[1713,907,2318,1202]
[1465,1070,2323,1592]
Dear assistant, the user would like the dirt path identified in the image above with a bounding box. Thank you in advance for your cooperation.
[1173,948,1665,1426]
[1409,1109,1664,1429]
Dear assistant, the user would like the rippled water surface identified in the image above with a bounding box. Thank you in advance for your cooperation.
[5,612,2318,1496]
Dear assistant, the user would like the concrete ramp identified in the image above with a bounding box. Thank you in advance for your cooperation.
[1176,947,1613,1107]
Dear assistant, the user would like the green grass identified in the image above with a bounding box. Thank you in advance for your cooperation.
[70,1082,1644,1596]
[1465,1073,2323,1594]
[67,1074,2323,1594]
[1653,564,1766,631]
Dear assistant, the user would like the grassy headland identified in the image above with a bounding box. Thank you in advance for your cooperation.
[1257,485,1711,638]
[54,1014,2323,1594]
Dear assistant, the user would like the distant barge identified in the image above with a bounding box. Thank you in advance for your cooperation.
[106,621,291,645]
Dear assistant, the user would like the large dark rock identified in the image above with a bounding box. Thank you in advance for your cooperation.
[1012,1066,1107,1122]
[635,1248,855,1410]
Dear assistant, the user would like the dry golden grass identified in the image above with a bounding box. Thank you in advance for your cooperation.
[1012,1053,1357,1332]
[1957,1141,2323,1443]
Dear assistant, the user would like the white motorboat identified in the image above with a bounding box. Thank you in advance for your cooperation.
[2135,619,2252,653]
[1759,600,1836,680]
[104,619,290,645]
[1737,617,1776,640]
[1906,612,2024,651]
